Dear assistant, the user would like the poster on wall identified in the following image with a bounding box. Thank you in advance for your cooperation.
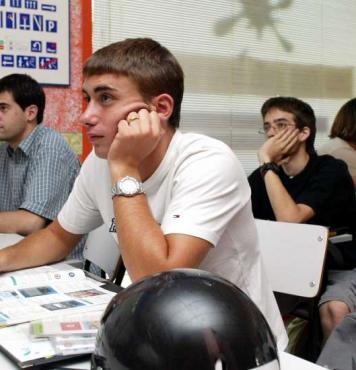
[0,0,70,85]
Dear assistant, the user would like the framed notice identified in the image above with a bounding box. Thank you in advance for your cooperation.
[0,0,70,85]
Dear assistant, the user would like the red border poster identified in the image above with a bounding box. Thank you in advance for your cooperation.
[0,0,70,85]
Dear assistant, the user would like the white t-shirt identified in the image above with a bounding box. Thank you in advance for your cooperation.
[58,130,288,349]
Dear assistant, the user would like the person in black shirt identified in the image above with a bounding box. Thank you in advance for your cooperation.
[249,152,355,237]
[248,96,356,341]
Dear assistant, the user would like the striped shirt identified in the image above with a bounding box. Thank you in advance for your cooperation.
[0,124,83,259]
[0,123,80,218]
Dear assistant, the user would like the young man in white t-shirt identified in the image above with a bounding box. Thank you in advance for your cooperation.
[0,38,287,348]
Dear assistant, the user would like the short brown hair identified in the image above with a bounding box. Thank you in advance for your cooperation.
[83,38,184,128]
[330,98,356,143]
[261,96,316,155]
[0,73,45,124]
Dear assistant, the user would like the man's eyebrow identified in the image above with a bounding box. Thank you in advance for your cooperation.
[273,118,289,123]
[263,117,289,126]
[82,85,118,95]
[93,85,117,93]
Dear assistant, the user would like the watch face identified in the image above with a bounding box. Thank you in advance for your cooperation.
[119,177,139,195]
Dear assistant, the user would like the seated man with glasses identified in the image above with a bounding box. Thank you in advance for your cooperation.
[248,96,356,345]
[248,96,355,233]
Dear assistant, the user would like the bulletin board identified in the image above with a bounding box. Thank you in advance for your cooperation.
[0,0,70,85]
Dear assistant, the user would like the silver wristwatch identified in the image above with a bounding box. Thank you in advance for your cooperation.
[111,176,144,197]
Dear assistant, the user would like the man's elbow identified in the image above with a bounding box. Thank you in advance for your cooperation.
[276,207,314,224]
[276,214,304,223]
[17,213,47,236]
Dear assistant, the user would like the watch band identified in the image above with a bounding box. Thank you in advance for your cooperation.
[111,176,144,198]
[259,162,280,178]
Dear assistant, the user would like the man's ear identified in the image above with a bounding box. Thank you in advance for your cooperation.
[298,126,310,142]
[25,104,38,123]
[151,94,174,121]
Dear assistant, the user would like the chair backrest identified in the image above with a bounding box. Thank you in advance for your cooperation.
[83,224,119,279]
[255,219,328,298]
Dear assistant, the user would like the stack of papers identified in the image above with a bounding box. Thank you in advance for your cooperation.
[31,311,102,356]
[0,263,116,368]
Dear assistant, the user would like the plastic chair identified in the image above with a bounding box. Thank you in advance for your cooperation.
[256,219,328,298]
[83,224,120,279]
[255,219,329,361]
[83,224,131,287]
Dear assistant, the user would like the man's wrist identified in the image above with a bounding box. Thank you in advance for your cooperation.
[259,162,280,178]
[0,251,9,273]
[257,150,272,164]
[111,176,144,198]
[109,162,140,183]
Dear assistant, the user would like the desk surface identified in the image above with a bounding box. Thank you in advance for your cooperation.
[0,234,24,250]
[0,351,327,369]
[0,239,325,370]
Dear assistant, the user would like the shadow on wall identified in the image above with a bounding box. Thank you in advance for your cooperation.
[214,0,294,52]
[201,0,352,99]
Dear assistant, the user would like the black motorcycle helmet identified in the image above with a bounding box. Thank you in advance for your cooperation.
[91,269,279,370]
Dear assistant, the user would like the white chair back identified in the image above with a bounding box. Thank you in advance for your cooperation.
[83,224,119,278]
[255,219,328,298]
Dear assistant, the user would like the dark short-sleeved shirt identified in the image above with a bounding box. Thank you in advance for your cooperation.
[248,154,356,238]
[0,123,80,221]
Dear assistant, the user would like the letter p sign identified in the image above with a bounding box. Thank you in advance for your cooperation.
[46,19,57,33]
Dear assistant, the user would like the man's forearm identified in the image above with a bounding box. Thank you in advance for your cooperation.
[113,194,170,281]
[0,210,46,235]
[263,170,313,223]
[0,220,82,273]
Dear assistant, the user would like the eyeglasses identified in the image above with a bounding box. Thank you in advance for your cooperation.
[258,122,296,135]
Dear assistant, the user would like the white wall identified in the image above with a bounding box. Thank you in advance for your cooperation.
[92,0,356,174]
